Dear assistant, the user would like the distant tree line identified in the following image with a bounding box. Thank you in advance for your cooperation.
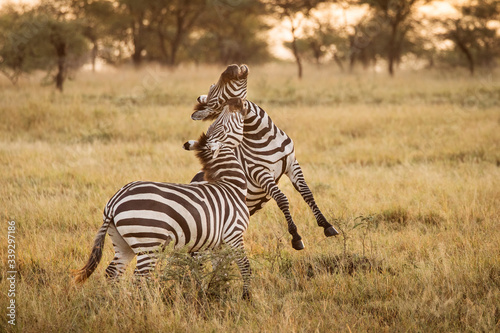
[285,0,500,77]
[0,0,498,90]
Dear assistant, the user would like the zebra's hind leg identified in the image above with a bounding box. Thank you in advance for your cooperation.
[287,160,339,237]
[255,170,304,250]
[105,222,136,279]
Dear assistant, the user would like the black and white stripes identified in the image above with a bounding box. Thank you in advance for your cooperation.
[74,98,252,299]
[190,64,339,250]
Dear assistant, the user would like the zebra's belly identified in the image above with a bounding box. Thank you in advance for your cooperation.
[241,154,293,215]
[245,179,271,216]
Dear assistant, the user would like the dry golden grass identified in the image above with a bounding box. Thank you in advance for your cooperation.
[1,63,499,332]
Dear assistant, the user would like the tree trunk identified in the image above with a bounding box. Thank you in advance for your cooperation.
[310,41,321,67]
[167,13,185,67]
[333,53,344,72]
[388,55,395,76]
[456,39,474,75]
[157,28,169,64]
[349,54,356,72]
[314,50,320,67]
[348,35,358,72]
[132,40,143,68]
[167,7,204,67]
[55,42,66,92]
[91,41,97,72]
[169,33,182,67]
[426,55,434,69]
[132,20,145,68]
[387,23,398,77]
[289,18,302,79]
[291,37,302,79]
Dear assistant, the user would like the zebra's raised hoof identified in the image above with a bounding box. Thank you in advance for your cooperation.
[292,239,305,251]
[324,226,339,237]
[221,64,249,82]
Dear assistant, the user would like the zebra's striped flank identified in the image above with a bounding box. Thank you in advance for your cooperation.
[190,64,339,250]
[73,98,252,299]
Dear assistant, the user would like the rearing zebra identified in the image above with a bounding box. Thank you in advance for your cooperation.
[73,98,252,299]
[190,64,339,251]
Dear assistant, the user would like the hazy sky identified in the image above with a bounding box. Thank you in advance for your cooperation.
[0,0,34,5]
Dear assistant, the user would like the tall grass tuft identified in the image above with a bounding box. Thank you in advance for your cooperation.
[154,246,243,303]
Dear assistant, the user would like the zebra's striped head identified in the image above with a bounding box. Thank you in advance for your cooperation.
[184,98,248,159]
[191,64,248,121]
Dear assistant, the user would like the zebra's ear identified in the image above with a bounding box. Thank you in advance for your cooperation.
[197,95,208,104]
[207,141,224,159]
[183,140,198,151]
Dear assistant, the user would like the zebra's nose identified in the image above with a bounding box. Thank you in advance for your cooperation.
[183,141,196,151]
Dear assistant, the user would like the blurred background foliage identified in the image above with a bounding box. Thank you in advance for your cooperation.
[0,0,499,90]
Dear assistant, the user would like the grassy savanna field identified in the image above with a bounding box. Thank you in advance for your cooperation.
[1,63,499,332]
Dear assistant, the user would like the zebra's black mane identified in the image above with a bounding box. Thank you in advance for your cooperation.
[194,132,220,183]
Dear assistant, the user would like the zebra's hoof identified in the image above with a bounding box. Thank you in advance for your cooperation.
[292,239,305,250]
[324,226,339,237]
[242,290,251,300]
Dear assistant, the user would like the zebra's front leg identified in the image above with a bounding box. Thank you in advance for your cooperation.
[236,254,251,300]
[134,252,159,277]
[255,170,305,250]
[228,238,252,300]
[287,160,339,237]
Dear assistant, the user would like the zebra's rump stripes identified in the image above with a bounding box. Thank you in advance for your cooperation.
[108,181,248,253]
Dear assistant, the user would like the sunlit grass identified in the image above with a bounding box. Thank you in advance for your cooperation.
[0,63,499,331]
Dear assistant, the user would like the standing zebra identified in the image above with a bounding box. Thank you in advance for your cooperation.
[190,64,339,251]
[73,98,252,299]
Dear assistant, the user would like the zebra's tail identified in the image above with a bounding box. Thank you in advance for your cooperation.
[72,217,112,284]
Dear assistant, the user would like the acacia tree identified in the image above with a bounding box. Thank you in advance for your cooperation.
[440,0,500,75]
[115,0,149,67]
[0,2,88,90]
[189,0,270,65]
[268,0,328,79]
[115,0,208,67]
[0,4,42,84]
[347,14,385,71]
[37,2,88,91]
[69,0,127,71]
[295,11,351,70]
[147,0,207,66]
[359,0,424,76]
